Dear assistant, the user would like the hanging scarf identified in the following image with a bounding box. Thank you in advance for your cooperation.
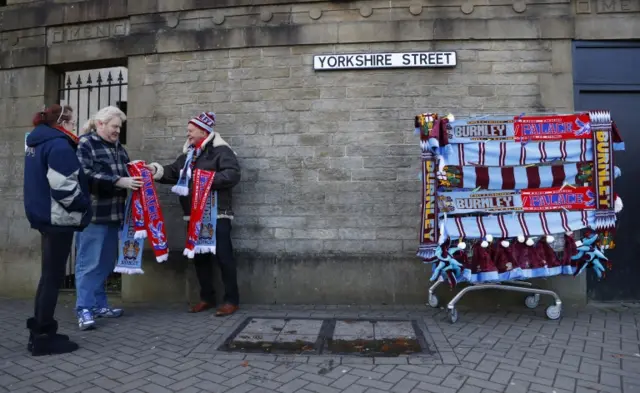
[446,140,594,167]
[444,210,613,240]
[172,140,204,196]
[438,161,594,190]
[114,192,144,274]
[183,169,218,258]
[115,161,169,274]
[438,186,597,215]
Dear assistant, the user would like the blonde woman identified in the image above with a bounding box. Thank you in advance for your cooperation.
[75,106,141,330]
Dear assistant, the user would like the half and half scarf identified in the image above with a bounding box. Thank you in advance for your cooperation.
[183,169,218,259]
[115,161,169,274]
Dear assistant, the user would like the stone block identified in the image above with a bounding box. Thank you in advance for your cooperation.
[4,96,45,127]
[551,40,573,73]
[127,85,156,119]
[0,67,45,98]
[121,253,188,303]
[539,73,574,111]
[338,20,434,43]
[0,249,41,298]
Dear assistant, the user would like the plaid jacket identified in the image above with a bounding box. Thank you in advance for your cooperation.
[77,131,130,224]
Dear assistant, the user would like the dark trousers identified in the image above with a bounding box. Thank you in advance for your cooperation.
[193,219,239,305]
[33,231,73,332]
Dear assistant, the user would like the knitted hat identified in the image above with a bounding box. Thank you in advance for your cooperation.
[189,112,216,134]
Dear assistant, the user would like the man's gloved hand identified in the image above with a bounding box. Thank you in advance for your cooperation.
[115,176,143,190]
[145,163,164,180]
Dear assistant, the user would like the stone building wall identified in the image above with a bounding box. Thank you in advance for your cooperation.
[1,0,638,304]
[124,39,574,304]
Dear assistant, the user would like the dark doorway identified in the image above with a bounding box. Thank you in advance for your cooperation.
[573,41,640,301]
[57,67,129,293]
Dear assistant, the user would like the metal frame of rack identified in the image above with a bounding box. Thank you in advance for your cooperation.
[427,276,564,324]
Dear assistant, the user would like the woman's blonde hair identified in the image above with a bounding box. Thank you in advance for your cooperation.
[80,105,127,135]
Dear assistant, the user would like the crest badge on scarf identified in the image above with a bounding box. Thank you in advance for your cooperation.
[115,160,169,274]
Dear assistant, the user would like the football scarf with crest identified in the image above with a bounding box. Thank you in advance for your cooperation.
[183,169,218,259]
[115,161,169,274]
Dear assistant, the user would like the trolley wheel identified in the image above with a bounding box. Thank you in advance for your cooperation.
[524,294,540,309]
[448,308,458,324]
[545,305,562,320]
[428,294,439,308]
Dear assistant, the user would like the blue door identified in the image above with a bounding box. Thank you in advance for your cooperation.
[573,41,640,301]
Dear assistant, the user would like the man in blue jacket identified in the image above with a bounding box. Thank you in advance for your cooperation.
[24,104,92,356]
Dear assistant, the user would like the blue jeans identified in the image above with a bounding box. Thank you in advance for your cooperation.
[75,223,119,312]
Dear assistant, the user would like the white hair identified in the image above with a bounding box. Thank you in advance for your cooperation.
[80,105,127,135]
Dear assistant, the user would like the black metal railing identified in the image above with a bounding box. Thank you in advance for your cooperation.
[58,68,129,293]
[59,69,128,144]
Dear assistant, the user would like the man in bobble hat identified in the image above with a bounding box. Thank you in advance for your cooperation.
[147,112,242,316]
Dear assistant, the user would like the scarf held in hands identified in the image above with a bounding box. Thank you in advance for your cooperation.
[115,161,169,274]
[183,168,218,259]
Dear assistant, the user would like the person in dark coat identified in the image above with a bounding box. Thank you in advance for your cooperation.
[146,111,242,316]
[24,104,92,356]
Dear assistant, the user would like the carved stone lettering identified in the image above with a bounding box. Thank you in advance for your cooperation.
[46,19,130,46]
[52,30,64,43]
[576,0,592,13]
[597,0,640,12]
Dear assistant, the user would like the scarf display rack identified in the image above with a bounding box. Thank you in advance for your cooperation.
[415,110,624,323]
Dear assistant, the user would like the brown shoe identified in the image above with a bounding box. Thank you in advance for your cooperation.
[215,304,239,317]
[188,302,215,313]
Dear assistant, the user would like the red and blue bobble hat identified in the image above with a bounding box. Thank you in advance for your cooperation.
[188,112,216,134]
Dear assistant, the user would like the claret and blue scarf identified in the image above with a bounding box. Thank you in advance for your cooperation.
[415,111,625,288]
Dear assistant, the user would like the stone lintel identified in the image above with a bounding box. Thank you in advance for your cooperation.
[0,15,581,69]
[575,15,640,39]
[1,0,128,32]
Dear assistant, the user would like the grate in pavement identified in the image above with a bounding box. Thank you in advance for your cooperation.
[217,317,434,357]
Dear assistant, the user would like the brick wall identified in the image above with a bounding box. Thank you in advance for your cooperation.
[128,40,571,260]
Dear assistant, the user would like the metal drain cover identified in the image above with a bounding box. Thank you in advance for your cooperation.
[218,317,433,357]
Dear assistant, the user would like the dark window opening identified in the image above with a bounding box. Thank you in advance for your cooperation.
[117,101,128,145]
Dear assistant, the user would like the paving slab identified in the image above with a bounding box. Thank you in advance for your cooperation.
[281,319,323,335]
[333,321,374,340]
[374,321,415,339]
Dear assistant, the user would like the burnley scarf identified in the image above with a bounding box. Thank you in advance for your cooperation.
[443,210,615,240]
[183,169,218,259]
[447,140,594,167]
[115,161,169,274]
[439,161,594,190]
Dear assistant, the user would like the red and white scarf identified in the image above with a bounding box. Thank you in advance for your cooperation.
[127,161,169,262]
[183,169,217,259]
